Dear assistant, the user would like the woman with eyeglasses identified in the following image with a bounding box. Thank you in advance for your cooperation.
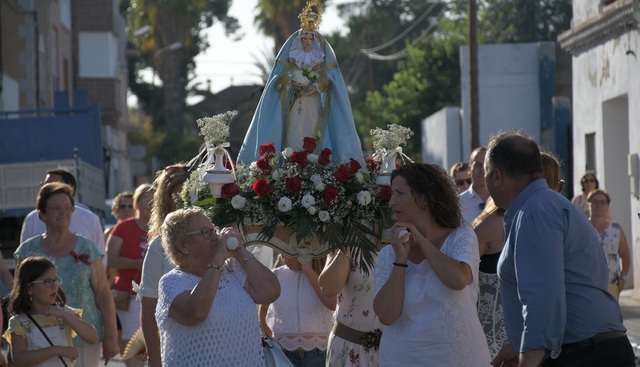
[156,207,280,366]
[572,172,599,217]
[14,182,119,366]
[105,183,154,366]
[4,256,98,367]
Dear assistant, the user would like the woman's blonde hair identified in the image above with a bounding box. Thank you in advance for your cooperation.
[148,164,190,240]
[160,207,205,267]
[471,197,504,228]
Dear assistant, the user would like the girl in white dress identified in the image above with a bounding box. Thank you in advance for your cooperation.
[373,163,491,366]
[4,257,98,367]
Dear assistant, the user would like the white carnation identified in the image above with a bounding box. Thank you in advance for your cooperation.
[277,197,293,212]
[318,210,330,222]
[301,194,316,208]
[231,195,247,209]
[271,168,281,180]
[357,191,372,206]
[282,147,294,158]
[310,174,323,185]
[308,154,318,163]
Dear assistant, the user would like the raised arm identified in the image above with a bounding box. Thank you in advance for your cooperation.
[236,246,280,305]
[302,261,336,310]
[318,250,351,297]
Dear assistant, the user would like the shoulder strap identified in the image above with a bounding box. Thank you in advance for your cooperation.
[25,314,69,367]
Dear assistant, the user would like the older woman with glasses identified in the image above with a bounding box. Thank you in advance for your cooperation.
[155,207,280,366]
[14,182,119,366]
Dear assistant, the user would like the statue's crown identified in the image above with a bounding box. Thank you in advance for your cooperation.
[299,0,323,32]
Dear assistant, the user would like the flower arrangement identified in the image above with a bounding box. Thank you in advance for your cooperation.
[179,136,392,271]
[196,110,237,146]
[370,124,414,152]
[288,63,321,111]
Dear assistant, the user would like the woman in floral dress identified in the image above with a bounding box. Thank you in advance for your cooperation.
[319,250,381,366]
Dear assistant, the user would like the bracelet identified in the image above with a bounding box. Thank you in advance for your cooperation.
[393,262,408,268]
[207,263,224,271]
[241,254,255,266]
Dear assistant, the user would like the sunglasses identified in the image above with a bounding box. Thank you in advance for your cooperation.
[119,204,134,209]
[582,178,596,184]
[455,178,472,186]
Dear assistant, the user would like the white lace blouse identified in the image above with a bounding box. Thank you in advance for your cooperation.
[156,261,264,367]
[374,226,492,366]
[266,265,335,351]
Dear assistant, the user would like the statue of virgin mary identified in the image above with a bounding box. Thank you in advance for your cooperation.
[237,0,364,164]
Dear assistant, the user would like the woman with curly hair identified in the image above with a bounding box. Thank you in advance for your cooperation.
[373,163,491,366]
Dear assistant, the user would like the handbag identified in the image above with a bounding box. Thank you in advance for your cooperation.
[262,334,294,367]
[112,289,132,311]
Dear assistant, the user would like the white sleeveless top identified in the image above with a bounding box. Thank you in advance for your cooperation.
[266,265,335,351]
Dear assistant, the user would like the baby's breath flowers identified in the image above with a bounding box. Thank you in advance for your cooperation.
[370,124,413,151]
[196,110,237,146]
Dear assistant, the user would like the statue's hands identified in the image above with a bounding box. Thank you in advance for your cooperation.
[304,86,319,96]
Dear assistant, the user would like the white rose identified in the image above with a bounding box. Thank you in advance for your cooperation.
[231,195,247,209]
[318,210,330,222]
[307,206,317,215]
[357,191,372,206]
[308,154,319,163]
[278,197,293,212]
[250,161,258,169]
[271,168,281,180]
[292,69,310,85]
[355,172,364,183]
[301,194,316,208]
[282,147,294,159]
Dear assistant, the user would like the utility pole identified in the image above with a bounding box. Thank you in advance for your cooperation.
[469,0,480,149]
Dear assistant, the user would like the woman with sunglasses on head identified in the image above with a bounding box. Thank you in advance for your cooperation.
[14,182,119,366]
[155,207,280,366]
[4,256,98,367]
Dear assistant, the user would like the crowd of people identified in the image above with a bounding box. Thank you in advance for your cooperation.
[0,131,632,367]
[0,5,634,365]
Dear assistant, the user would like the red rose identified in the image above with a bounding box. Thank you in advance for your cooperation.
[221,183,240,197]
[256,158,273,175]
[302,137,317,153]
[318,148,332,166]
[252,178,273,197]
[348,159,362,174]
[333,164,351,183]
[366,158,380,173]
[290,151,308,169]
[323,186,340,204]
[378,185,392,201]
[286,177,302,193]
[259,143,276,157]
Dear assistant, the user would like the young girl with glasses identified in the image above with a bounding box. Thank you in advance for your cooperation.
[3,257,98,367]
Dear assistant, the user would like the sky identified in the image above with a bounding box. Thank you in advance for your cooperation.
[190,0,349,96]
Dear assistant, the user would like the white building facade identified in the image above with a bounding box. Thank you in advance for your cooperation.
[559,0,640,290]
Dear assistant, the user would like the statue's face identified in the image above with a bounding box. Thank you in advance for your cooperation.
[302,33,314,51]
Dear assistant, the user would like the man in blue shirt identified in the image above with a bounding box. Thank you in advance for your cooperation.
[485,131,633,367]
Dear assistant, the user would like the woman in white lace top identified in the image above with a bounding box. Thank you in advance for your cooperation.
[155,207,280,367]
[260,255,335,367]
[373,163,491,366]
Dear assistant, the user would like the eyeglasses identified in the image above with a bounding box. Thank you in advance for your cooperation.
[455,178,472,186]
[582,178,596,184]
[186,227,219,241]
[30,276,62,288]
[46,206,74,213]
[119,204,134,209]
